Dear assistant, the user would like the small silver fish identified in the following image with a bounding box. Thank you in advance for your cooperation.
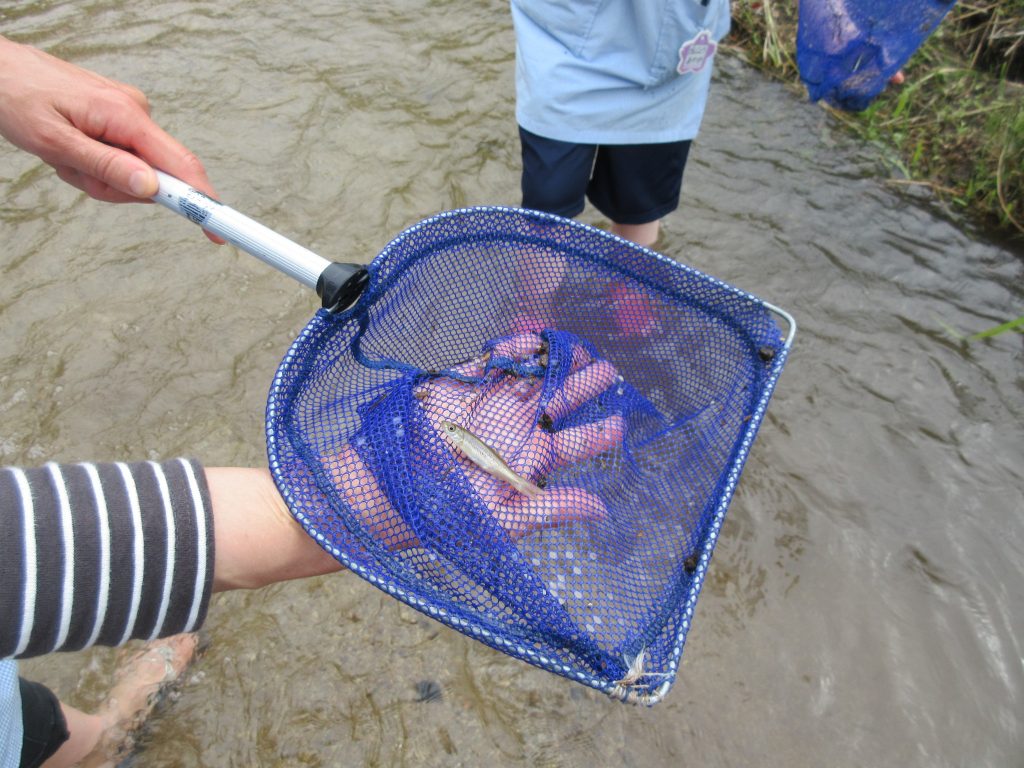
[440,420,543,498]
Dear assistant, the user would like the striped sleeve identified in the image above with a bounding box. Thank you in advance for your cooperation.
[0,459,214,659]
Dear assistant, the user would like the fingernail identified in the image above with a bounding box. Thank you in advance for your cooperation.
[129,169,154,197]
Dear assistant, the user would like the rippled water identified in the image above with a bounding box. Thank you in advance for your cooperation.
[5,2,1023,766]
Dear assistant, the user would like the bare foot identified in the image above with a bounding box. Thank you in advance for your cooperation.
[79,633,199,767]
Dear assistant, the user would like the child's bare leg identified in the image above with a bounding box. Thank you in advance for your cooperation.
[511,244,567,333]
[42,633,198,768]
[39,704,103,768]
[611,220,660,249]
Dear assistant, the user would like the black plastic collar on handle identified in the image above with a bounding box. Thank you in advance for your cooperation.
[317,262,369,313]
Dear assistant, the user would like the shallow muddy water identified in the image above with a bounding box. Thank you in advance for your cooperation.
[4,2,1023,766]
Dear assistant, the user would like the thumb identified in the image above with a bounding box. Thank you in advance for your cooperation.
[67,130,158,198]
[38,120,158,202]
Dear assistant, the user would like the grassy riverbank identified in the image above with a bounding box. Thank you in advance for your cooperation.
[727,0,1024,239]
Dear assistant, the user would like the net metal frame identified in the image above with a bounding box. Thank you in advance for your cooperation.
[266,207,794,704]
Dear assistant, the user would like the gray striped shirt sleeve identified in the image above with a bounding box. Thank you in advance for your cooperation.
[0,458,214,659]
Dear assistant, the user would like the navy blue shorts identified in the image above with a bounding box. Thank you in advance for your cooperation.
[519,127,692,225]
[18,677,69,768]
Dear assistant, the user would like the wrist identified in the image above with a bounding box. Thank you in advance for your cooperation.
[331,445,420,551]
[208,467,342,592]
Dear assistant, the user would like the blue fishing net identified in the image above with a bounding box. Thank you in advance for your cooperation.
[797,0,957,111]
[266,208,793,703]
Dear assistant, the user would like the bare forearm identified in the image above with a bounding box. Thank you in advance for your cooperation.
[207,467,342,592]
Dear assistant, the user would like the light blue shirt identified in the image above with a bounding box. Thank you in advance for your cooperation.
[512,0,730,144]
[0,661,21,768]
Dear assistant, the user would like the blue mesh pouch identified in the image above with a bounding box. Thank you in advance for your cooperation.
[266,207,794,704]
[797,0,957,111]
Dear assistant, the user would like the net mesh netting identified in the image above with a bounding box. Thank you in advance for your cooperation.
[266,208,791,703]
[797,0,957,111]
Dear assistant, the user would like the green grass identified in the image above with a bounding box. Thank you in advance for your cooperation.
[968,315,1024,340]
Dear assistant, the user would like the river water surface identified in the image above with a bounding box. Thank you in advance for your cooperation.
[4,2,1023,766]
